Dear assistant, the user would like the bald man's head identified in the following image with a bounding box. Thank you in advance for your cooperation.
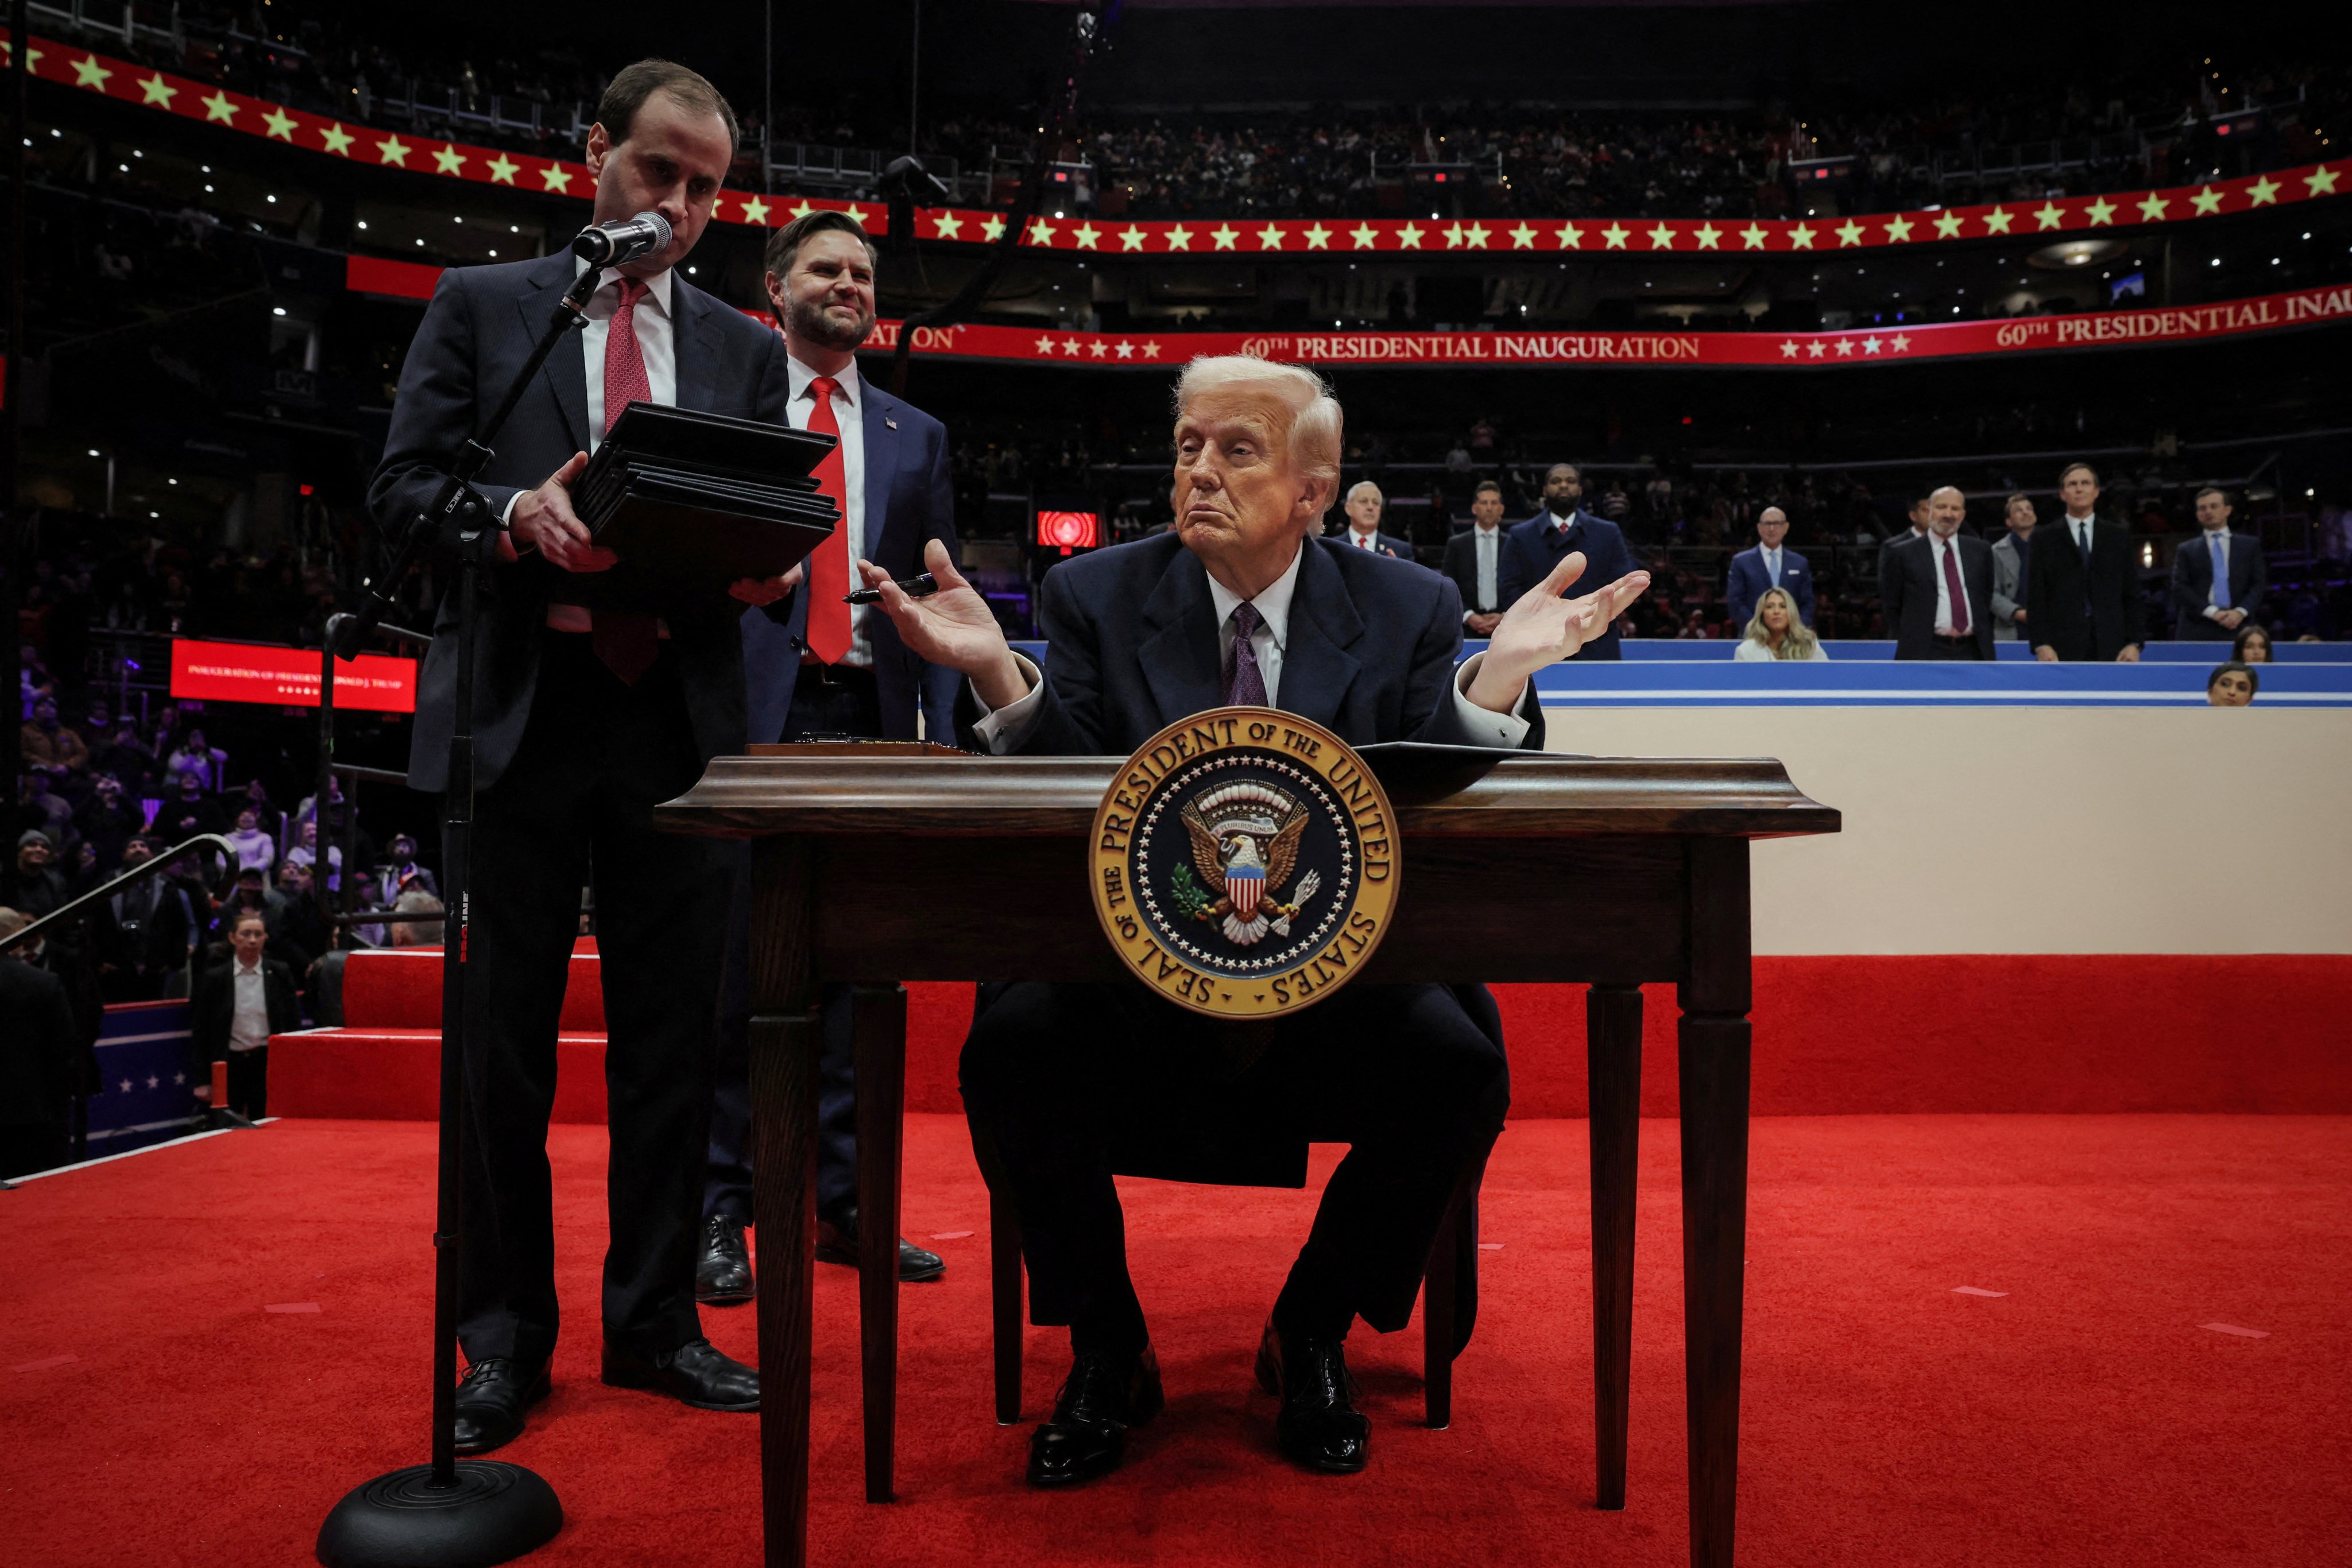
[1756,507,1789,547]
[1927,486,1967,538]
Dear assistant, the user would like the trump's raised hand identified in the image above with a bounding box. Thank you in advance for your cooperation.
[865,538,1027,709]
[1464,549,1651,714]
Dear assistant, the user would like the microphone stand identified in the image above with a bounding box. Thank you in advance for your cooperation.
[316,258,605,1568]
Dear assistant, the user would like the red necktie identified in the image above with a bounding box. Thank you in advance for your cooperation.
[1941,538,1970,636]
[590,277,659,686]
[802,375,852,664]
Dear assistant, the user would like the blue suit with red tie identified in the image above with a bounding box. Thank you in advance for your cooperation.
[1497,509,1636,660]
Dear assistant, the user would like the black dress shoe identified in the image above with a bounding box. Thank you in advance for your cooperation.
[601,1337,759,1411]
[816,1211,946,1282]
[696,1215,755,1306]
[1028,1345,1164,1487]
[1255,1321,1370,1474]
[452,1356,550,1456]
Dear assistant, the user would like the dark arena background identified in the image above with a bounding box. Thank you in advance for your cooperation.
[1,2,2347,1566]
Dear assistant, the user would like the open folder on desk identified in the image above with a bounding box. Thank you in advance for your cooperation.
[577,401,841,587]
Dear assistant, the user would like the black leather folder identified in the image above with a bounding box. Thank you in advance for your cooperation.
[578,401,841,587]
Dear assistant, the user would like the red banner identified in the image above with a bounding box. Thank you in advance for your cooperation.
[15,28,2344,257]
[171,639,416,713]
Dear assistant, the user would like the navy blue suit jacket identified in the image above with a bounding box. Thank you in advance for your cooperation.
[977,531,1545,757]
[1496,510,1635,660]
[741,377,961,743]
[1330,528,1417,561]
[1726,545,1815,630]
[2169,530,2266,640]
[370,253,792,792]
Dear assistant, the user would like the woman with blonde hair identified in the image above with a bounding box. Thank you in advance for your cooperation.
[1733,586,1828,661]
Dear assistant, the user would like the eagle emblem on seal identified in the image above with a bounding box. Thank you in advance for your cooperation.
[1177,783,1324,947]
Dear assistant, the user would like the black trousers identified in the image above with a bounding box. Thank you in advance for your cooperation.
[961,981,1508,1354]
[1925,637,1983,660]
[705,667,883,1229]
[457,634,733,1367]
[225,1046,268,1120]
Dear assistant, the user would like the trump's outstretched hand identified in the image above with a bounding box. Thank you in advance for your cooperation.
[866,538,1027,708]
[1465,549,1651,714]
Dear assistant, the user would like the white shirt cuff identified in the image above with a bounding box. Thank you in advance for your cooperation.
[1452,653,1532,747]
[969,652,1045,754]
[2203,604,2225,621]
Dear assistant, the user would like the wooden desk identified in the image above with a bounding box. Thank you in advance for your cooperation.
[657,752,1839,1568]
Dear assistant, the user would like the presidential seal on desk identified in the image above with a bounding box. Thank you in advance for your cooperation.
[1090,707,1398,1019]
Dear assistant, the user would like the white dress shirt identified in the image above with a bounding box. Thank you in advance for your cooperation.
[229,956,270,1053]
[784,353,872,667]
[1931,531,1967,636]
[2065,512,2096,560]
[2202,527,2232,618]
[973,543,1533,751]
[1471,523,1500,616]
[1348,526,1383,552]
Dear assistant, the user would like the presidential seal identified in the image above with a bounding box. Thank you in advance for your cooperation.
[1090,707,1399,1019]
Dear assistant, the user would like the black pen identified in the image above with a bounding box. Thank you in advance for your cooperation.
[843,572,939,606]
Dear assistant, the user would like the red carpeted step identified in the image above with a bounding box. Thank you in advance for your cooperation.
[269,1029,609,1122]
[342,939,603,1031]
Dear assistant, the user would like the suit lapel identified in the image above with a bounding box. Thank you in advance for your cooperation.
[861,385,902,564]
[1277,544,1363,729]
[519,256,587,451]
[669,280,716,413]
[1136,547,1225,726]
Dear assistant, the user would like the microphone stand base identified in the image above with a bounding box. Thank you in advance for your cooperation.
[316,1461,561,1568]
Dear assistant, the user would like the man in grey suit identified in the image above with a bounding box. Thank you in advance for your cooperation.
[1989,492,2037,644]
[369,59,787,1454]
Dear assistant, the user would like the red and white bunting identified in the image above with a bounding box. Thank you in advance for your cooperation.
[17,28,2344,255]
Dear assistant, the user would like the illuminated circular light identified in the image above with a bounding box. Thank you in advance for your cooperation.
[273,307,287,317]
[88,448,102,458]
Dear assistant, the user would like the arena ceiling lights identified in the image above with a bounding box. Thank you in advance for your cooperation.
[16,28,2346,261]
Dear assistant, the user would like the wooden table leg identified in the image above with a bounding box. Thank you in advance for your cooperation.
[746,839,817,1568]
[1587,982,1643,1511]
[1678,839,1753,1568]
[988,1187,1024,1426]
[852,984,908,1505]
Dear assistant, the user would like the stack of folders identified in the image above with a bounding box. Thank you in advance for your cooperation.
[578,401,841,587]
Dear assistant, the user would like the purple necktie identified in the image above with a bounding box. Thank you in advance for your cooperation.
[1224,602,1268,706]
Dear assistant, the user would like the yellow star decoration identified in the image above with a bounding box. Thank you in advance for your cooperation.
[1028,218,1057,245]
[202,91,239,125]
[842,206,868,226]
[1740,224,1768,249]
[980,215,1007,242]
[1882,214,1914,241]
[1983,206,2014,233]
[72,56,113,91]
[1074,222,1101,249]
[740,196,771,225]
[1305,224,1332,250]
[2246,176,2280,206]
[1398,223,1426,249]
[1442,222,1464,249]
[1165,225,1192,250]
[790,200,815,219]
[262,107,298,141]
[1509,223,1537,249]
[1601,223,1629,249]
[1933,210,1964,238]
[539,163,572,193]
[434,145,467,176]
[1120,226,1147,251]
[1557,223,1584,248]
[1257,223,1286,249]
[2305,166,2338,196]
[1789,224,1816,248]
[2188,185,2223,215]
[1835,219,1865,246]
[319,122,355,156]
[931,210,962,239]
[1349,223,1379,249]
[376,135,411,168]
[1211,224,1239,250]
[2136,193,2168,222]
[138,73,177,107]
[1694,223,1722,250]
[1647,222,1676,249]
[2084,198,2117,226]
[2033,202,2066,229]
[483,151,516,183]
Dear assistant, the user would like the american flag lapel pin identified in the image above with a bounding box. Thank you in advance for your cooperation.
[885,417,898,429]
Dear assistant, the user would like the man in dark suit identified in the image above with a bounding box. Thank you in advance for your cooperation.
[1725,506,1813,632]
[0,907,80,1179]
[1498,462,1637,659]
[1333,479,1415,559]
[871,357,1649,1486]
[2170,487,2266,641]
[1440,479,1508,637]
[2028,462,2144,662]
[367,59,787,1453]
[1881,486,1995,660]
[699,211,954,1307]
[190,908,303,1119]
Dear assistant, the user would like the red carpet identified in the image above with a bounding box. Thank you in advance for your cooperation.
[5,1114,2348,1567]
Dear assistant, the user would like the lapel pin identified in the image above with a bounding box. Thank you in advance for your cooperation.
[885,417,898,429]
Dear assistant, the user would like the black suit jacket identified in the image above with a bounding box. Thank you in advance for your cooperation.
[978,531,1545,757]
[0,958,79,1130]
[2027,516,2144,660]
[2169,530,2267,640]
[1880,533,1996,659]
[190,957,305,1067]
[1497,511,1635,659]
[1440,525,1507,617]
[370,253,794,792]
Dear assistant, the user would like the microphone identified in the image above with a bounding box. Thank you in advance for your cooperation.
[572,211,672,268]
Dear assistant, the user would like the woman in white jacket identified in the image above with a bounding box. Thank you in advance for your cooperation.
[1732,587,1830,661]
